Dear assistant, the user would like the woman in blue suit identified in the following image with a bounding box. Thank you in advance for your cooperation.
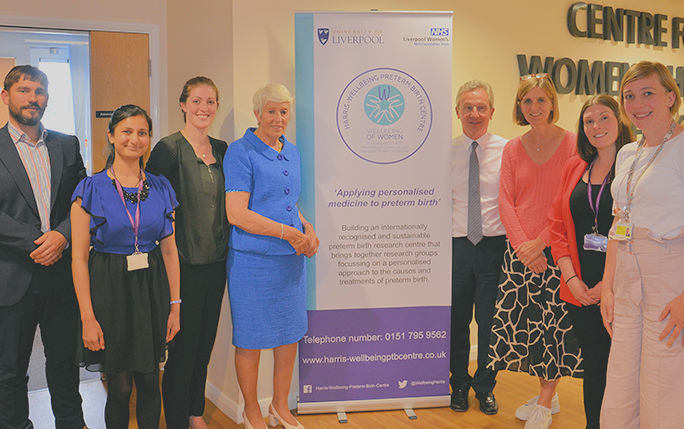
[224,83,318,429]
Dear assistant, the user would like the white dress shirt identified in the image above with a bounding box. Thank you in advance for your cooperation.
[452,132,507,238]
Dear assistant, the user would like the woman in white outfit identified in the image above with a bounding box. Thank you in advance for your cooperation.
[600,60,684,429]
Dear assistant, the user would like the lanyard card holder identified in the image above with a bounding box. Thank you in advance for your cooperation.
[609,220,633,241]
[127,251,149,271]
[614,221,633,240]
[583,233,608,252]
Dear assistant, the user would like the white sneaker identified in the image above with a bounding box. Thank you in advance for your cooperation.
[524,405,552,429]
[515,394,560,420]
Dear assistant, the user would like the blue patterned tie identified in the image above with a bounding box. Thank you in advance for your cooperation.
[467,141,483,245]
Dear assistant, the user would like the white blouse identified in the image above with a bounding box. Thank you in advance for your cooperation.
[612,131,684,239]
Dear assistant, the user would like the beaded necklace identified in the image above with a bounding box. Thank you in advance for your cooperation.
[111,178,150,203]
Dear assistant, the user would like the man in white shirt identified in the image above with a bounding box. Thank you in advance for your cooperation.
[450,80,507,415]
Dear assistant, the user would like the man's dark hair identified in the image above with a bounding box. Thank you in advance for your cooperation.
[3,65,49,91]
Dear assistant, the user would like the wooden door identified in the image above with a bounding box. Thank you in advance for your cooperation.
[89,31,149,172]
[0,57,16,126]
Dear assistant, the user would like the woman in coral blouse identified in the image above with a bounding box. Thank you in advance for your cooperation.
[549,95,633,429]
[488,74,580,429]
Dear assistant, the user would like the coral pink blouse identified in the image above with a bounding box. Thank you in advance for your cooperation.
[498,130,576,250]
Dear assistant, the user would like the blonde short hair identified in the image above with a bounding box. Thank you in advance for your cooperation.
[253,83,294,115]
[513,75,560,126]
[619,61,682,121]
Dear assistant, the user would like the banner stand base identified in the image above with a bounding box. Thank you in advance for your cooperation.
[336,412,347,424]
[404,408,417,419]
[297,395,449,415]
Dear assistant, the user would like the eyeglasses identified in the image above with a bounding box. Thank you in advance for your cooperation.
[520,73,549,81]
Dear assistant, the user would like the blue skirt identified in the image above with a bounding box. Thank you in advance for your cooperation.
[227,249,307,349]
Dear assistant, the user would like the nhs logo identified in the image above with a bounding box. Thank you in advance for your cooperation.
[429,28,449,36]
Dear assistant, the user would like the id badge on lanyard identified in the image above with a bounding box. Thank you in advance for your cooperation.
[583,161,609,252]
[584,233,608,251]
[127,251,149,271]
[612,122,675,241]
[610,220,633,241]
[111,169,150,271]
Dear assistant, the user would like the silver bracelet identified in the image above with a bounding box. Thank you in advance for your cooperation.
[280,223,285,240]
[170,299,182,305]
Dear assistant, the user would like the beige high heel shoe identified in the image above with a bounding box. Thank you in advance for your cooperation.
[267,404,305,429]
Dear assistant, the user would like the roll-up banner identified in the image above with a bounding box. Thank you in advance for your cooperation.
[295,11,453,414]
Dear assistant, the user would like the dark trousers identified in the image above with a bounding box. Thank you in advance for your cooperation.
[162,261,226,429]
[450,236,506,394]
[0,259,84,429]
[566,303,611,429]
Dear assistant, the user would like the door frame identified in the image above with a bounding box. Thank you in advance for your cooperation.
[0,14,162,137]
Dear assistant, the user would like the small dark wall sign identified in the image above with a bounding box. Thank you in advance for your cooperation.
[95,111,114,118]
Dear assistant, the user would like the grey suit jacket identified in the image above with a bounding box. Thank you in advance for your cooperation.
[0,123,86,306]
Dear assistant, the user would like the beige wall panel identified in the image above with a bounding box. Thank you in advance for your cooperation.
[0,57,16,126]
[164,0,240,413]
[166,0,234,141]
[89,31,150,172]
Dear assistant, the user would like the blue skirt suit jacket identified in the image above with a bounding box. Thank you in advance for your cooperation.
[223,128,307,349]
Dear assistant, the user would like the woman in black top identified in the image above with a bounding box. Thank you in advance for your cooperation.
[549,94,633,428]
[146,76,230,429]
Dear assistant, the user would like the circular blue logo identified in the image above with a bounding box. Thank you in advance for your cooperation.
[336,67,432,165]
[363,84,405,125]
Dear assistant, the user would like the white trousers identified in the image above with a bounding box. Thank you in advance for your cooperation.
[601,232,684,429]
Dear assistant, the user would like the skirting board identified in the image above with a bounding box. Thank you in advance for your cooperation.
[205,382,298,424]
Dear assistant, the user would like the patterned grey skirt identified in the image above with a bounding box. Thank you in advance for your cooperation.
[487,241,583,380]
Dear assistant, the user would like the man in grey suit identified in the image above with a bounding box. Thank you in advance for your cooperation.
[0,65,86,429]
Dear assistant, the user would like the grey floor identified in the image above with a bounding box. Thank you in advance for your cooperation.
[29,379,106,429]
[28,328,106,428]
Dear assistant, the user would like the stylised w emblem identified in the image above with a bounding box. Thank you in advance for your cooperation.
[377,86,391,101]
